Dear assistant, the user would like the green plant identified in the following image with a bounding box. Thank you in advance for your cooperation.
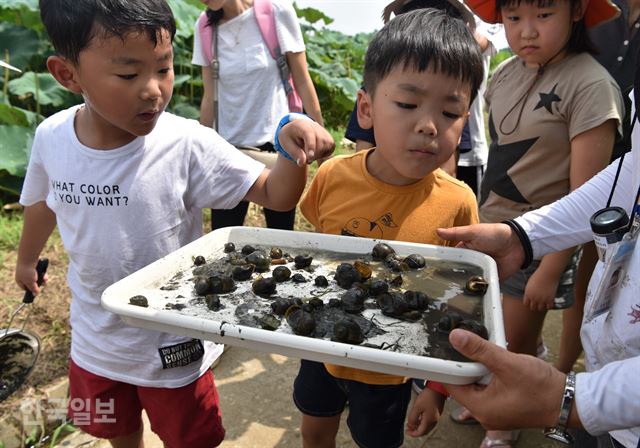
[49,421,77,447]
[0,212,22,266]
[23,426,41,447]
[489,48,514,74]
[296,4,369,129]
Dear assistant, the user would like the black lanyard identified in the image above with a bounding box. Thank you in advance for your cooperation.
[606,100,639,232]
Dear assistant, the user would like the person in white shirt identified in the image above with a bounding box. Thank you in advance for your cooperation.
[437,90,640,448]
[192,0,323,231]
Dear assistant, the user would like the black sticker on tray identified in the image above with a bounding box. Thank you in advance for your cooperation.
[158,339,204,369]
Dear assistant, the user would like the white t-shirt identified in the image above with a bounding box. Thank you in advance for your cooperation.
[20,106,264,388]
[192,0,305,147]
[457,19,501,168]
[516,94,639,447]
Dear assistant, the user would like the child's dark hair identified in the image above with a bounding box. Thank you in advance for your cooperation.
[206,8,224,26]
[400,0,464,20]
[363,9,483,104]
[39,0,176,64]
[496,0,595,54]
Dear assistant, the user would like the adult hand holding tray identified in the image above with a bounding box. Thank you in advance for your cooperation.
[101,227,505,385]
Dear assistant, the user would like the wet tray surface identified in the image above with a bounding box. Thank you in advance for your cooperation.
[102,227,505,384]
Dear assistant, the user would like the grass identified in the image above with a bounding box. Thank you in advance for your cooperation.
[0,212,23,266]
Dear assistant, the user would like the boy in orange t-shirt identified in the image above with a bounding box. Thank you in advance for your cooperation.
[291,9,483,448]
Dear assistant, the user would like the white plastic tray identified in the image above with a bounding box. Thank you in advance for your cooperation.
[101,227,505,384]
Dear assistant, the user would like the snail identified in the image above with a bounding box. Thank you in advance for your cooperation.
[334,263,362,289]
[252,276,277,297]
[294,254,313,269]
[269,247,283,259]
[245,251,270,272]
[371,242,395,261]
[314,275,329,287]
[332,318,364,345]
[403,254,426,270]
[272,266,292,283]
[436,312,464,333]
[286,306,316,336]
[232,264,254,281]
[241,244,256,255]
[377,292,409,318]
[464,275,489,296]
[340,286,367,313]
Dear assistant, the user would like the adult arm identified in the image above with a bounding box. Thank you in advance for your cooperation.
[199,65,214,128]
[15,202,56,295]
[474,31,490,52]
[286,51,323,126]
[517,144,634,258]
[436,149,634,279]
[575,356,640,434]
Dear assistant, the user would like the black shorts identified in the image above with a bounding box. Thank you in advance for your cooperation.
[292,359,412,448]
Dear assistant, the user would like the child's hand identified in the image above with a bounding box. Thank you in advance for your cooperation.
[406,387,446,437]
[523,269,557,311]
[15,261,47,298]
[278,119,335,166]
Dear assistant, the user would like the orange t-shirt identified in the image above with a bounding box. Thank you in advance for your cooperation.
[300,149,479,384]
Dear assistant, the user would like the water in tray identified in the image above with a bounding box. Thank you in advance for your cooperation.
[131,242,489,362]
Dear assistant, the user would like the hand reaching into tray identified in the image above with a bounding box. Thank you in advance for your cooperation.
[245,116,335,213]
[437,223,525,281]
[276,114,335,166]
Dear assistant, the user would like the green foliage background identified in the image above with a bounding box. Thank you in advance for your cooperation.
[0,0,370,205]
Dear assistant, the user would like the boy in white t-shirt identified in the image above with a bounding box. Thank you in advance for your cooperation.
[15,1,333,447]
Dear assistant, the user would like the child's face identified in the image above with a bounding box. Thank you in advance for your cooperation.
[69,29,174,148]
[357,66,470,186]
[501,0,581,68]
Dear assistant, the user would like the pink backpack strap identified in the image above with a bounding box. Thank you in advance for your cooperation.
[253,0,278,59]
[253,0,303,112]
[196,11,215,64]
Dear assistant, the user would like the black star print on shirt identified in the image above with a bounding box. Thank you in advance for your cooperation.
[479,113,538,206]
[534,83,561,113]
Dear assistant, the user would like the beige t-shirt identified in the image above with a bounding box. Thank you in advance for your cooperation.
[479,52,623,223]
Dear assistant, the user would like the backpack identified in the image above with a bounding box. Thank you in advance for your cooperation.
[196,0,303,113]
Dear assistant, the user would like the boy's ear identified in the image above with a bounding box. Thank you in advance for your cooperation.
[356,89,374,130]
[46,56,83,94]
[572,0,588,21]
